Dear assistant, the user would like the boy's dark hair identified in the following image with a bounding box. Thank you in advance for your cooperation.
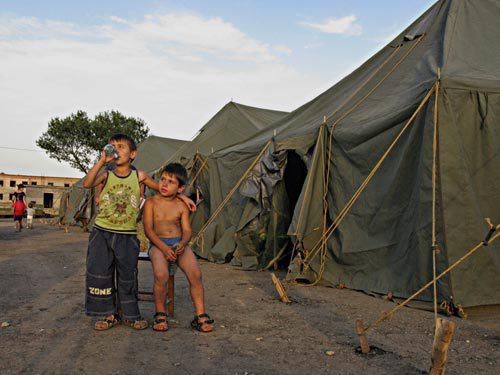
[109,133,137,151]
[160,163,188,187]
[28,202,33,208]
[17,184,24,189]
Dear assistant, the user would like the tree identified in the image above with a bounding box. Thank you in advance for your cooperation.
[37,110,150,173]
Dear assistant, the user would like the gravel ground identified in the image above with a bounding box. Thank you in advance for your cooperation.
[0,219,498,374]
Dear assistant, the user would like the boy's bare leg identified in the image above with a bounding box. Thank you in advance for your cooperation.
[149,246,170,330]
[177,247,213,332]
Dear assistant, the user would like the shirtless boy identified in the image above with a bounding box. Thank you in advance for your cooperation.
[143,163,214,333]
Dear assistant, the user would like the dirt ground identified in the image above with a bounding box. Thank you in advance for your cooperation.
[0,219,499,375]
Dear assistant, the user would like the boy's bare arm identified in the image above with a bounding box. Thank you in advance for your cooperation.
[138,170,159,191]
[176,194,197,212]
[143,198,177,262]
[175,204,192,255]
[83,151,114,188]
[137,169,197,212]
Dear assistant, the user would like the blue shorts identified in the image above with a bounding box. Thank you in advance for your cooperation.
[149,237,182,254]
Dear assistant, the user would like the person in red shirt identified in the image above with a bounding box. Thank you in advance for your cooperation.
[13,199,26,232]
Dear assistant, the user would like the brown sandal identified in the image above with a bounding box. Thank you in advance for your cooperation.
[190,313,214,333]
[94,316,119,331]
[123,318,148,330]
[152,312,169,332]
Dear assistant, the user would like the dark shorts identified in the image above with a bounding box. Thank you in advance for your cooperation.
[85,228,141,320]
[14,215,23,222]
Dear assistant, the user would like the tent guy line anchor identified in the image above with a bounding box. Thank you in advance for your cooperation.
[355,221,500,354]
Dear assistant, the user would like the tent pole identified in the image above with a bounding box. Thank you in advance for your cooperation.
[431,74,441,327]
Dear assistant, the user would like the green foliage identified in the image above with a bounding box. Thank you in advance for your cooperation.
[37,110,150,173]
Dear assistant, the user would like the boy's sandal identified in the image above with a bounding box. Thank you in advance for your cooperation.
[191,313,214,333]
[94,316,119,331]
[152,312,169,332]
[123,318,148,330]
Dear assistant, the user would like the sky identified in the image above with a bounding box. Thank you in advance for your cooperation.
[0,0,435,178]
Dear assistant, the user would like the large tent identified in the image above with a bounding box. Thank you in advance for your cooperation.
[189,0,500,307]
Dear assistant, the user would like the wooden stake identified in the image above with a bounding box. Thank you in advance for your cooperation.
[356,319,370,354]
[271,273,291,303]
[429,318,456,375]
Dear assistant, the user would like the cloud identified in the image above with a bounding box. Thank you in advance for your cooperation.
[0,12,326,176]
[300,15,362,35]
[109,16,128,24]
[273,44,292,55]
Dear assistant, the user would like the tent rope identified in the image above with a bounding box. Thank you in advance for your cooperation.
[361,222,500,335]
[326,36,424,130]
[191,139,273,245]
[300,82,438,284]
[186,153,209,190]
[322,44,402,127]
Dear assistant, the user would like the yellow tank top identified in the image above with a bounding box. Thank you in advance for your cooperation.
[94,170,140,234]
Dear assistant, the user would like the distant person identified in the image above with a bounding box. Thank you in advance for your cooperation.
[12,199,26,232]
[143,163,214,333]
[12,184,27,205]
[26,203,35,229]
[82,133,196,331]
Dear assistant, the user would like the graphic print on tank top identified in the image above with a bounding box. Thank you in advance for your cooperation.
[99,183,139,225]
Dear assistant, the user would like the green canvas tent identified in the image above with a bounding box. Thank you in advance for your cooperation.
[190,0,500,307]
[170,101,288,236]
[132,135,187,173]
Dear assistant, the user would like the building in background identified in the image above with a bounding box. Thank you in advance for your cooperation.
[0,173,80,216]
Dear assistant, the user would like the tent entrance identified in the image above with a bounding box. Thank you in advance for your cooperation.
[270,151,307,269]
